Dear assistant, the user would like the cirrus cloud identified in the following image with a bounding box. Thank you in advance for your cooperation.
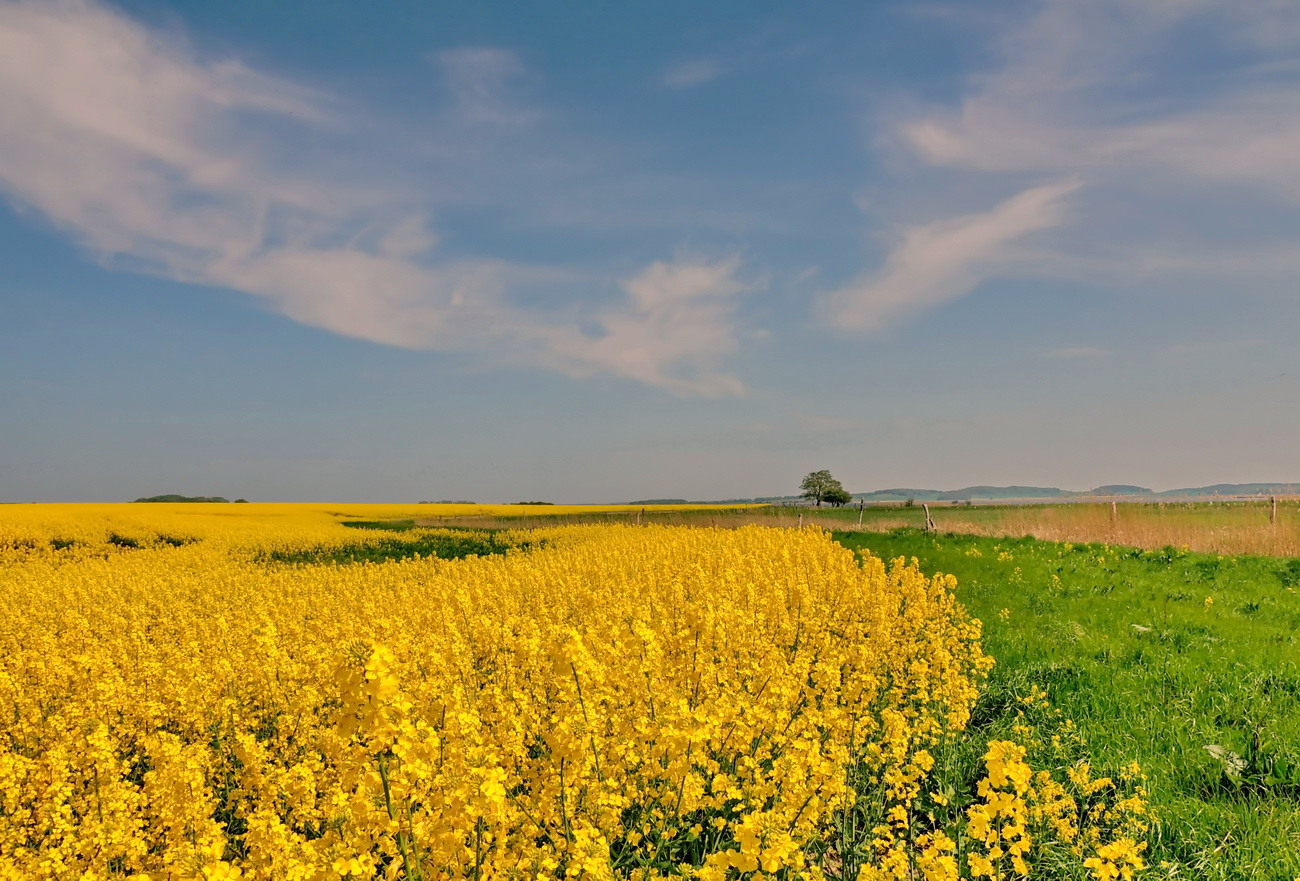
[0,0,750,395]
[823,179,1079,331]
[826,0,1300,332]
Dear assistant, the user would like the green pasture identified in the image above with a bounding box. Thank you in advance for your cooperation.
[836,528,1300,880]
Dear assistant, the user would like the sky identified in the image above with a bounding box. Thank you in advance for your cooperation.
[2,0,1299,503]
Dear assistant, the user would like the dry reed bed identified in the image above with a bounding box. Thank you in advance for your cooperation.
[422,501,1300,557]
[910,502,1300,556]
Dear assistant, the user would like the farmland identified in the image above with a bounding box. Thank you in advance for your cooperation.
[837,529,1300,880]
[1,502,1294,878]
[407,499,1300,558]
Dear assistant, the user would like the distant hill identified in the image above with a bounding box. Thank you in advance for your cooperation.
[133,495,231,503]
[938,485,1070,501]
[1156,483,1299,498]
[629,498,689,505]
[1091,485,1153,496]
[687,482,1300,506]
[910,483,1295,501]
[694,496,804,504]
[855,488,945,501]
[723,482,1299,505]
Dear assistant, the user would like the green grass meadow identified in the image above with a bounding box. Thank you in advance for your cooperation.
[836,528,1300,879]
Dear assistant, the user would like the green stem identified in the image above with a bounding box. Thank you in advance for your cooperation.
[559,758,574,842]
[474,817,484,881]
[379,754,420,880]
[570,663,604,782]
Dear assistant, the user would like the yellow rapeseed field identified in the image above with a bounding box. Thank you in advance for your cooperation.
[0,503,740,555]
[0,506,1148,880]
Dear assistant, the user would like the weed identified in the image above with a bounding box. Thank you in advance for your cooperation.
[265,526,524,565]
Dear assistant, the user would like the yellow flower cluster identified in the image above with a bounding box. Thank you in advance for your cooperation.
[0,510,989,880]
[0,503,737,559]
[961,730,1149,880]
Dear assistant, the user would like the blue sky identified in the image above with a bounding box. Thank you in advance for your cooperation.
[2,0,1299,502]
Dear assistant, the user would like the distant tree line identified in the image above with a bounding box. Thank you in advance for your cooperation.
[133,495,246,503]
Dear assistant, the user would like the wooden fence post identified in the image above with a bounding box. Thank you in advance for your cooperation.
[857,498,865,528]
[922,503,936,532]
[1271,496,1278,525]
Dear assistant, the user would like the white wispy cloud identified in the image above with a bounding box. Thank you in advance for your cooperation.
[431,46,538,127]
[660,27,809,90]
[830,0,1300,330]
[823,179,1078,331]
[0,0,749,395]
[900,2,1300,193]
[531,256,752,396]
[662,58,724,89]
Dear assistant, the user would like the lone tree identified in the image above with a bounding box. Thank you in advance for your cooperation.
[824,486,853,507]
[800,470,848,507]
